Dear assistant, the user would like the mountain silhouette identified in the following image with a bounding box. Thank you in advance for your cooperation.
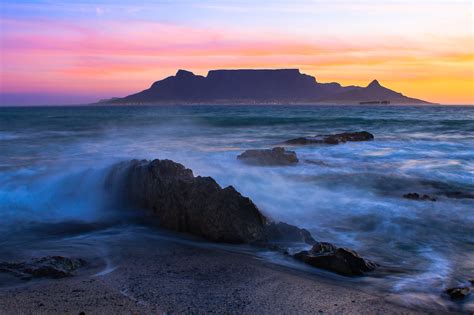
[102,69,431,105]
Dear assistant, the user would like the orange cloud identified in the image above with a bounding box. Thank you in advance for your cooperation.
[1,18,473,104]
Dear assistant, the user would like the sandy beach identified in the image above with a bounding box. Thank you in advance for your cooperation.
[0,227,426,314]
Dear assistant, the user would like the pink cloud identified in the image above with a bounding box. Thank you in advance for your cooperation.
[1,17,472,104]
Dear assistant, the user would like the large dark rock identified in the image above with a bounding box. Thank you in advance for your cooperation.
[293,242,377,276]
[445,287,471,300]
[285,131,374,145]
[107,158,378,277]
[403,193,436,201]
[0,256,86,280]
[107,159,267,243]
[264,222,317,245]
[237,147,298,166]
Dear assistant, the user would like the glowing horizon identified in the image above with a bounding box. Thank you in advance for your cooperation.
[1,0,473,105]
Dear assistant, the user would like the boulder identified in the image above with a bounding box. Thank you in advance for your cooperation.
[445,287,471,300]
[264,222,317,245]
[107,158,378,277]
[107,159,267,243]
[285,131,374,145]
[403,193,436,202]
[293,242,377,276]
[0,256,86,280]
[237,147,298,166]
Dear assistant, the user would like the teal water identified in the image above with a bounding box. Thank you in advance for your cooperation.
[0,105,473,308]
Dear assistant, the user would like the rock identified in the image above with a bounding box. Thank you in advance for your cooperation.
[0,256,86,280]
[293,242,377,276]
[403,193,436,201]
[446,287,471,300]
[285,131,374,145]
[237,147,298,166]
[107,159,267,243]
[322,131,374,144]
[107,158,377,278]
[264,222,317,245]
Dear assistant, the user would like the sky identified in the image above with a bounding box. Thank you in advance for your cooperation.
[0,0,473,105]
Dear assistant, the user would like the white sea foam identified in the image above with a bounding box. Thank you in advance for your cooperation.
[0,105,473,308]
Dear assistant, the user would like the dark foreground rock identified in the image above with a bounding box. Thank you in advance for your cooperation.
[108,159,267,243]
[264,222,317,245]
[403,193,436,202]
[107,158,377,276]
[237,147,298,166]
[445,287,471,300]
[285,131,374,145]
[0,256,86,280]
[294,242,377,276]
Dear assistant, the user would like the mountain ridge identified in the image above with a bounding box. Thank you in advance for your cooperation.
[100,69,433,105]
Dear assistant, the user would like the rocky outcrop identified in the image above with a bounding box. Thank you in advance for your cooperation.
[264,222,317,245]
[403,193,436,201]
[107,158,377,276]
[293,242,377,276]
[445,286,471,300]
[285,131,374,145]
[0,256,86,280]
[107,159,267,243]
[237,147,298,166]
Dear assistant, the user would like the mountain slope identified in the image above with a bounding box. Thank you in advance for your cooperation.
[322,80,428,104]
[103,69,432,105]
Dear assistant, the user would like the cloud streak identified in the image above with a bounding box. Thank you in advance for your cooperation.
[0,1,473,104]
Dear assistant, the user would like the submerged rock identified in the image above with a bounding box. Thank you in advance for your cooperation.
[285,131,374,145]
[403,193,436,202]
[445,287,471,300]
[108,159,267,243]
[264,222,317,245]
[0,256,86,280]
[293,242,377,276]
[237,147,298,166]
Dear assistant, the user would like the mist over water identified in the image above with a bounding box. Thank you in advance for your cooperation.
[1,105,473,308]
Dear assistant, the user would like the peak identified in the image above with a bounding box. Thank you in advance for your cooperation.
[367,80,381,88]
[176,69,195,78]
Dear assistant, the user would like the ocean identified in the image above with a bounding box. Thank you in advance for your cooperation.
[0,104,473,308]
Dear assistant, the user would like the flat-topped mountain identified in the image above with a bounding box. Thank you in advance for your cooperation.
[101,69,431,105]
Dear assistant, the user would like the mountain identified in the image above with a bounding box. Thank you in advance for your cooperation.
[321,79,427,104]
[102,69,432,105]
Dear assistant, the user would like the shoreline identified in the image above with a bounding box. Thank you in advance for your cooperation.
[1,106,472,313]
[0,227,432,314]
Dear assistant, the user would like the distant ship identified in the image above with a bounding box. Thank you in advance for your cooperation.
[359,100,391,105]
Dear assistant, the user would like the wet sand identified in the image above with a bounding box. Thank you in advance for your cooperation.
[0,230,425,314]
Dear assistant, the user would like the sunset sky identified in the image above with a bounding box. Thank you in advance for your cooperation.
[1,0,473,105]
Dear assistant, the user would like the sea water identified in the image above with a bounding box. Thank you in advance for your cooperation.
[0,105,473,308]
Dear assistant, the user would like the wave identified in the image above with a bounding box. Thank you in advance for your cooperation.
[0,165,119,231]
